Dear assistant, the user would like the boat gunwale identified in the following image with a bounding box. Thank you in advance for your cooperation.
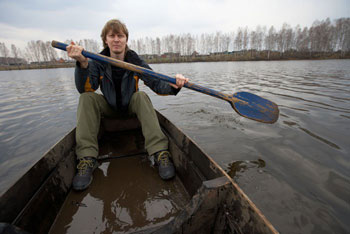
[0,128,76,224]
[0,111,278,234]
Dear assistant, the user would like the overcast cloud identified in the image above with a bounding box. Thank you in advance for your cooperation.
[0,0,349,49]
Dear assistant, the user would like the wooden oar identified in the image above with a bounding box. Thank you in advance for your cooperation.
[52,40,279,123]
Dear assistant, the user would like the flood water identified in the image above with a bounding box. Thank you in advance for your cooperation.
[0,60,349,234]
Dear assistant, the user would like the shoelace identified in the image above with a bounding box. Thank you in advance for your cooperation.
[77,158,94,175]
[157,151,170,166]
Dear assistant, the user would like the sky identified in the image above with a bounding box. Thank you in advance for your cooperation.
[0,0,349,50]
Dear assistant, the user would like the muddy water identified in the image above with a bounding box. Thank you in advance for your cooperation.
[1,60,350,233]
[50,157,189,233]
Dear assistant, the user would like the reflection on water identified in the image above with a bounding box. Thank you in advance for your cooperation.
[50,157,189,233]
[1,60,350,234]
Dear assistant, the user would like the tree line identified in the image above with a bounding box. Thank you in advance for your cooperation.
[0,39,101,65]
[0,17,349,65]
[130,18,349,57]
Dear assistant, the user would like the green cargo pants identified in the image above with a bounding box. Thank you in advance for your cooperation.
[75,91,168,159]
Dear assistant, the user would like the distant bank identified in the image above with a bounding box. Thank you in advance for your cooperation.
[0,63,75,71]
[1,50,349,71]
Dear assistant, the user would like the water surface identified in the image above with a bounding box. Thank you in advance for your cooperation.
[0,60,349,234]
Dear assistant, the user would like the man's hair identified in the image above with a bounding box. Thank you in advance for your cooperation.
[101,19,129,48]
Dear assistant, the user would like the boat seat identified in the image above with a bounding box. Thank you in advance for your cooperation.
[101,116,141,132]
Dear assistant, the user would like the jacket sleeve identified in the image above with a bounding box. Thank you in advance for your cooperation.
[139,59,180,96]
[74,60,100,93]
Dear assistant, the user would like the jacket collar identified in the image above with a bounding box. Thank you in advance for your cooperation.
[100,46,111,56]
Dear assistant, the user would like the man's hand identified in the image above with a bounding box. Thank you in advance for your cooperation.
[66,42,88,68]
[170,74,189,89]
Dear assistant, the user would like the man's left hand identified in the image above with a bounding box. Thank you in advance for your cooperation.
[170,74,189,89]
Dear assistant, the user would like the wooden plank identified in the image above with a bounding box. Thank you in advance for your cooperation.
[145,176,230,234]
[101,116,140,132]
[168,139,205,197]
[218,185,279,234]
[0,129,75,224]
[157,112,190,155]
[187,140,223,180]
[157,111,223,180]
[13,150,75,234]
[180,177,231,233]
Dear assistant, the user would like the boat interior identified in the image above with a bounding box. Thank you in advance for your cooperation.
[0,113,278,234]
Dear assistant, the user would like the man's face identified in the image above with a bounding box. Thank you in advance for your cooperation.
[105,30,127,55]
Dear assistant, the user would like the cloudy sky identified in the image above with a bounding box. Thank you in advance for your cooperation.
[0,0,349,50]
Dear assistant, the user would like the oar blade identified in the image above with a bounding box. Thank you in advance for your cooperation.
[231,92,279,123]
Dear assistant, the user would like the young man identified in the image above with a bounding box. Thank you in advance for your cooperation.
[67,19,188,191]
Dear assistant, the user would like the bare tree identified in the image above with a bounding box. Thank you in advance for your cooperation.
[295,26,309,52]
[250,27,261,57]
[204,33,214,54]
[0,42,10,65]
[257,26,266,51]
[220,32,231,52]
[242,27,249,50]
[39,40,49,62]
[180,36,186,55]
[80,39,101,53]
[250,30,258,51]
[11,44,19,64]
[309,20,326,52]
[174,36,181,54]
[265,26,276,50]
[335,18,350,56]
[129,39,137,53]
[213,32,220,52]
[235,28,243,51]
[151,38,156,54]
[320,18,333,52]
[285,26,294,52]
[186,33,194,55]
[156,37,161,55]
[24,48,34,63]
[265,26,276,59]
[276,23,292,55]
[46,41,58,61]
[26,40,41,62]
[137,38,144,54]
[229,32,235,51]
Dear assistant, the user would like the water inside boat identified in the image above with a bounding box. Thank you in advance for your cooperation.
[49,128,190,233]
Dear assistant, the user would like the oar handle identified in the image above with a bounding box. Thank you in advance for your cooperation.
[52,40,178,85]
[52,40,231,102]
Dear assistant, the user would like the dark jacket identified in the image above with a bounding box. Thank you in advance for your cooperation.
[75,47,180,111]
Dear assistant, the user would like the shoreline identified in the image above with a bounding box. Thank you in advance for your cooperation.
[1,51,349,71]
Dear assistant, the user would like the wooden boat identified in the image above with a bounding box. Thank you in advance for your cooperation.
[0,111,278,234]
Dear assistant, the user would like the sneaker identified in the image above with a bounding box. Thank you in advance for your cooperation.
[154,151,175,180]
[72,157,99,191]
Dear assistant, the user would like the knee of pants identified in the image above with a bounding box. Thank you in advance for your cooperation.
[132,91,151,104]
[79,92,99,107]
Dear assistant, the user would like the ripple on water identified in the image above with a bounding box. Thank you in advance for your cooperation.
[1,61,350,233]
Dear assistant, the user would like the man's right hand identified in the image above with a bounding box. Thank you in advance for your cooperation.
[66,42,89,68]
